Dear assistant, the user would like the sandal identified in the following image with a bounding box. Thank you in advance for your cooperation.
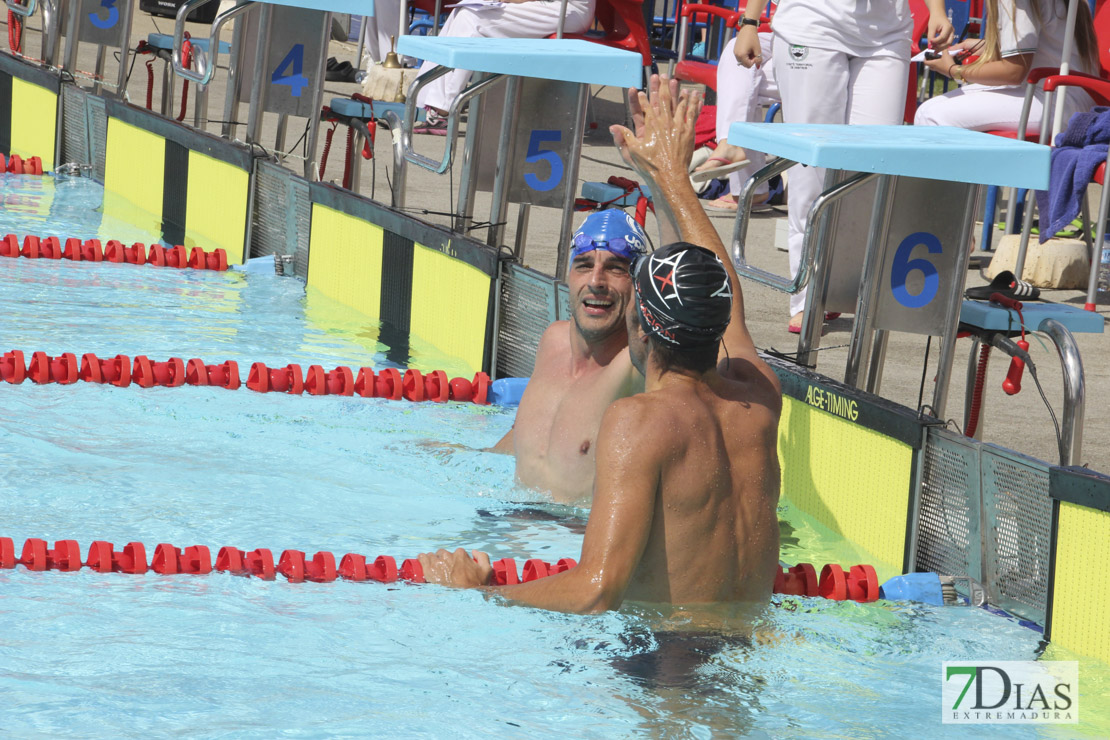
[414,109,448,135]
[964,270,1040,301]
[691,155,750,184]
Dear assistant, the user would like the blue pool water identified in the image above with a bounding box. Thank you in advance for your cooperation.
[0,173,1106,737]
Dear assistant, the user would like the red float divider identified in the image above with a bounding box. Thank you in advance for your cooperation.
[213,547,277,580]
[28,351,79,384]
[79,353,131,387]
[0,537,15,568]
[151,544,212,575]
[185,359,240,389]
[1,350,26,384]
[132,356,186,388]
[86,541,148,574]
[0,232,229,271]
[491,558,520,586]
[772,562,880,603]
[247,362,304,394]
[376,367,403,400]
[3,154,43,175]
[277,550,338,583]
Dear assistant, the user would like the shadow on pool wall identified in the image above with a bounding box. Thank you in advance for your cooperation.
[1,46,1107,668]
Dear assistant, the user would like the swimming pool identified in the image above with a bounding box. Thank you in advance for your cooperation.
[1,172,1106,737]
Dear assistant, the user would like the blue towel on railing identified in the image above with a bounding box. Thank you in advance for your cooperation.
[1035,106,1110,243]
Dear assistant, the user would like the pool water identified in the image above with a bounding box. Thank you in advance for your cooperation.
[0,173,1107,737]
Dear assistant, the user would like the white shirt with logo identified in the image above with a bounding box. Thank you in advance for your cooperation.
[771,0,913,58]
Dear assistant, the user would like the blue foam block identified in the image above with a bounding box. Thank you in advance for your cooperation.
[879,572,945,605]
[490,377,529,406]
[581,181,653,207]
[328,98,423,122]
[396,37,642,89]
[147,33,231,55]
[960,300,1104,334]
[727,123,1049,190]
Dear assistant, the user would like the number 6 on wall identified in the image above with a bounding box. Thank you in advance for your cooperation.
[890,231,942,308]
[524,130,564,192]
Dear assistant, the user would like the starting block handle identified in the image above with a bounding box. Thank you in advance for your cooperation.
[5,0,36,18]
[402,69,505,175]
[173,0,247,85]
[732,161,878,296]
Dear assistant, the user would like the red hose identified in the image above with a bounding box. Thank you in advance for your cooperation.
[176,37,193,122]
[145,59,155,110]
[965,343,991,438]
[8,10,22,54]
[319,122,337,181]
[341,126,354,190]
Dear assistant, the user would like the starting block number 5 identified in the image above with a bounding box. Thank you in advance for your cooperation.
[890,231,941,309]
[524,130,564,192]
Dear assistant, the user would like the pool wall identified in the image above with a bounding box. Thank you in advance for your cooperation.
[2,49,1107,665]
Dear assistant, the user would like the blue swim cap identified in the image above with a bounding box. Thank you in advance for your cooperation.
[570,209,648,263]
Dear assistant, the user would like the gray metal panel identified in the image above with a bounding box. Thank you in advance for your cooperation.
[916,427,981,583]
[496,263,560,378]
[264,6,327,117]
[821,172,874,315]
[78,0,123,47]
[251,160,312,277]
[981,445,1051,626]
[87,94,108,182]
[61,84,89,166]
[556,283,571,322]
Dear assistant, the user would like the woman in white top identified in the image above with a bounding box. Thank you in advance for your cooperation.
[916,0,1099,135]
[735,0,954,332]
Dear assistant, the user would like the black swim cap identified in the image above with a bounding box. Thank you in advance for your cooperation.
[633,243,732,347]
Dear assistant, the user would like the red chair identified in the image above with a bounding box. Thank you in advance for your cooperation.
[671,4,755,91]
[552,0,654,81]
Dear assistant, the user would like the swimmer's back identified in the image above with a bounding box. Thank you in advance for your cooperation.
[623,363,781,604]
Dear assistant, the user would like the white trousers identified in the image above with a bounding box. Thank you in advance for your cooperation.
[415,0,596,112]
[772,36,908,316]
[914,83,1092,136]
[716,34,778,197]
[363,1,403,64]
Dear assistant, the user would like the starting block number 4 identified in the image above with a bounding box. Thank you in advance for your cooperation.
[271,44,309,98]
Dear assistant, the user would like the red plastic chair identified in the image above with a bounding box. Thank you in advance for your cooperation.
[552,0,654,80]
[671,3,771,91]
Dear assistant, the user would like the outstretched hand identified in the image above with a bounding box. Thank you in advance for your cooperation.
[417,548,493,588]
[610,75,702,194]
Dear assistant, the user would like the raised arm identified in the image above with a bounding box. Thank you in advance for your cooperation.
[417,397,658,613]
[611,75,777,389]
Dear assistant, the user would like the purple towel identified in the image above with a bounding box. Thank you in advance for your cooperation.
[1035,106,1110,243]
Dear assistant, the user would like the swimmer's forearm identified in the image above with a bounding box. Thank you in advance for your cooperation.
[486,427,514,454]
[483,567,619,613]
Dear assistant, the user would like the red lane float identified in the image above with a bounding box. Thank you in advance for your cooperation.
[0,348,491,404]
[773,562,879,603]
[2,154,44,175]
[1,232,228,271]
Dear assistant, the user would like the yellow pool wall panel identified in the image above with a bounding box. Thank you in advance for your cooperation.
[103,118,166,227]
[9,78,56,170]
[1050,502,1110,665]
[410,243,491,374]
[184,150,249,264]
[777,394,913,581]
[307,204,384,319]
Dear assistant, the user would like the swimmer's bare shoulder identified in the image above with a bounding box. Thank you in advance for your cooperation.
[488,322,573,453]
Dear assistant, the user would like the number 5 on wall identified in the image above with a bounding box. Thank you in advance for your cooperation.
[524,130,564,192]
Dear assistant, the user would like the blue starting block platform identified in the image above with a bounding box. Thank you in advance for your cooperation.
[728,123,1050,190]
[328,98,424,123]
[147,33,231,55]
[581,181,653,207]
[396,37,643,89]
[960,300,1105,334]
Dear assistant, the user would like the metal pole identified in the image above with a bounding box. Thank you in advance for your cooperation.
[454,73,485,233]
[556,0,570,38]
[865,329,889,395]
[114,0,134,97]
[303,12,333,180]
[62,0,80,75]
[93,46,106,96]
[554,82,590,277]
[245,3,274,145]
[797,170,848,368]
[355,14,368,63]
[1012,86,1054,284]
[844,174,895,388]
[1041,318,1085,466]
[514,203,531,261]
[1052,0,1081,136]
[223,12,248,139]
[487,76,521,248]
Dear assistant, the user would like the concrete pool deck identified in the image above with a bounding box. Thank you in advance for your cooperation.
[21,8,1110,473]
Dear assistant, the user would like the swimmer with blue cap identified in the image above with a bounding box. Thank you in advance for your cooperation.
[488,207,650,504]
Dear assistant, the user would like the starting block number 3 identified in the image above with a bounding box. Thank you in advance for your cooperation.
[524,130,564,192]
[890,231,941,309]
[89,0,119,29]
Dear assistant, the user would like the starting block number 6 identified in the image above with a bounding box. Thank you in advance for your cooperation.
[890,231,942,309]
[524,130,564,192]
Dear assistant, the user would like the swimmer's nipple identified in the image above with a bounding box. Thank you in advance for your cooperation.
[579,439,591,455]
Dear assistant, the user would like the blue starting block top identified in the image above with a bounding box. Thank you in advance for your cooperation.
[960,300,1104,334]
[396,37,643,89]
[728,123,1049,190]
[244,0,374,15]
[329,98,425,122]
[147,33,230,55]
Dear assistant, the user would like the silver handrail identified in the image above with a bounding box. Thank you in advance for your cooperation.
[174,0,251,85]
[5,0,36,18]
[1039,318,1085,466]
[732,161,877,295]
[402,68,505,174]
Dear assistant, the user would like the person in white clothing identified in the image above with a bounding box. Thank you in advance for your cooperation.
[363,1,403,65]
[693,32,779,212]
[915,0,1099,135]
[734,0,953,332]
[414,0,597,132]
